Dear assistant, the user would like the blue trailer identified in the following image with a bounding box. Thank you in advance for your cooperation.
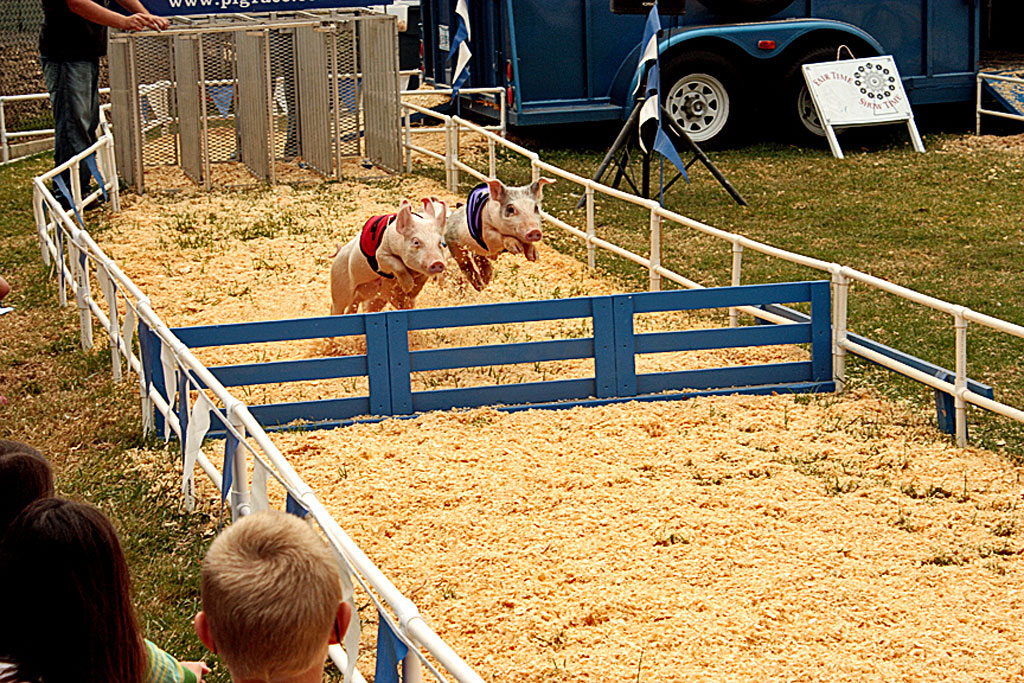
[421,0,988,145]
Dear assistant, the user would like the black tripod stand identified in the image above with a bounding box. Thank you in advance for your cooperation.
[577,97,748,208]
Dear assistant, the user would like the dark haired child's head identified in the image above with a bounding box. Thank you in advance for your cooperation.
[0,439,54,532]
[0,498,145,683]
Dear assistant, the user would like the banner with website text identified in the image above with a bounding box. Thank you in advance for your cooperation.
[146,0,388,16]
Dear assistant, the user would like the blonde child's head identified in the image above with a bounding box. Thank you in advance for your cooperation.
[195,510,350,683]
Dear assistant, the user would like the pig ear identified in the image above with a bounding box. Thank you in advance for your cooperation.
[486,179,507,203]
[417,196,434,218]
[434,199,447,229]
[530,177,555,199]
[395,200,413,235]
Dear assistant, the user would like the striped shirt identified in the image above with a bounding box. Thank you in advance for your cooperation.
[144,640,199,683]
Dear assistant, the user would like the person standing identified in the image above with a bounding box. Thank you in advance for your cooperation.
[39,0,168,207]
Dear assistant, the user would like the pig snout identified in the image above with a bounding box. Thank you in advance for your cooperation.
[427,259,446,275]
[524,228,543,243]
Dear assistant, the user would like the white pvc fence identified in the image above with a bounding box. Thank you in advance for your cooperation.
[31,116,485,683]
[976,72,1024,133]
[0,89,112,165]
[399,104,1024,449]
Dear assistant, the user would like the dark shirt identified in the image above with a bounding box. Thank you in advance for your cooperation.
[39,0,111,62]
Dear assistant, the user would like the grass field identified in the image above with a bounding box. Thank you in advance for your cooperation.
[0,157,217,671]
[1,109,1022,680]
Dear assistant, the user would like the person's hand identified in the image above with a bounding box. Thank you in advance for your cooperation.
[120,12,168,31]
[182,661,211,682]
[149,13,170,30]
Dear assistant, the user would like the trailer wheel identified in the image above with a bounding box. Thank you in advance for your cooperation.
[782,46,850,143]
[662,52,743,147]
[695,0,796,20]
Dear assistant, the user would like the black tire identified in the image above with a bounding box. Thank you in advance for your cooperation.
[781,46,850,145]
[661,51,745,148]
[695,0,796,20]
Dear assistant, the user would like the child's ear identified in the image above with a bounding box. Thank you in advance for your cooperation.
[329,602,353,645]
[194,612,217,654]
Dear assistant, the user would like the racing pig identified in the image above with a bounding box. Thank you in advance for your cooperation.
[445,177,554,291]
[330,198,447,314]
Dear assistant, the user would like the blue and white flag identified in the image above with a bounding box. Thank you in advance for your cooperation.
[636,4,688,181]
[633,4,660,98]
[448,0,472,96]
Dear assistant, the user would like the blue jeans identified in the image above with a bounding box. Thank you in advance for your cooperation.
[41,57,99,206]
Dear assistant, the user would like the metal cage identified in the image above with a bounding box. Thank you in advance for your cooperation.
[109,10,400,192]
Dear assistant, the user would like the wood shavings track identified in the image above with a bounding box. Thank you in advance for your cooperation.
[100,168,1023,681]
[202,392,1023,683]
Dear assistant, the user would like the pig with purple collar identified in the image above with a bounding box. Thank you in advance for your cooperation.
[330,198,447,314]
[445,177,555,291]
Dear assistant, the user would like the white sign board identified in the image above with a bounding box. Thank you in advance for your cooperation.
[802,55,925,159]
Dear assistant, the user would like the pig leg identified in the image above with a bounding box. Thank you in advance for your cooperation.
[382,274,428,310]
[389,289,418,310]
[375,254,417,293]
[349,279,384,314]
[330,257,356,315]
[364,297,387,313]
[449,242,485,291]
[501,236,524,255]
[472,253,494,288]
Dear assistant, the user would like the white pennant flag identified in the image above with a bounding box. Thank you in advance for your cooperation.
[250,460,271,513]
[159,343,178,441]
[448,0,472,95]
[182,392,212,513]
[122,304,137,375]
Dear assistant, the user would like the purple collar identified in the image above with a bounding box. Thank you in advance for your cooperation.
[466,183,490,250]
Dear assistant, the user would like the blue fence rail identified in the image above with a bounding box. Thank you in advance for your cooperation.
[139,281,834,435]
[754,302,995,437]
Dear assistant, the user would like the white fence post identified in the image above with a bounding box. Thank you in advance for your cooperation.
[729,240,743,327]
[32,185,50,266]
[228,409,251,520]
[452,120,460,191]
[488,138,496,179]
[0,100,8,164]
[585,184,595,270]
[404,107,412,173]
[57,220,68,309]
[954,309,968,448]
[104,135,121,213]
[832,268,849,392]
[402,652,424,683]
[648,207,661,292]
[445,119,456,193]
[975,75,982,135]
[70,159,83,210]
[74,238,94,351]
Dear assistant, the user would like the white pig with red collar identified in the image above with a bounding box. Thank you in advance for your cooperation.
[444,177,555,291]
[330,198,447,314]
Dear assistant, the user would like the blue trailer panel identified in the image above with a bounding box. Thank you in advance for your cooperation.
[421,0,982,144]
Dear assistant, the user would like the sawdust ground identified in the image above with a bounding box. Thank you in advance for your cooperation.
[198,394,1024,683]
[95,161,1024,683]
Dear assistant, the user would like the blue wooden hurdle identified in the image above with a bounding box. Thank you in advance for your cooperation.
[754,302,995,437]
[139,281,834,436]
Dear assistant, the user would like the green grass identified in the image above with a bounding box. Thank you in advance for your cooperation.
[0,154,221,678]
[442,117,1024,459]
